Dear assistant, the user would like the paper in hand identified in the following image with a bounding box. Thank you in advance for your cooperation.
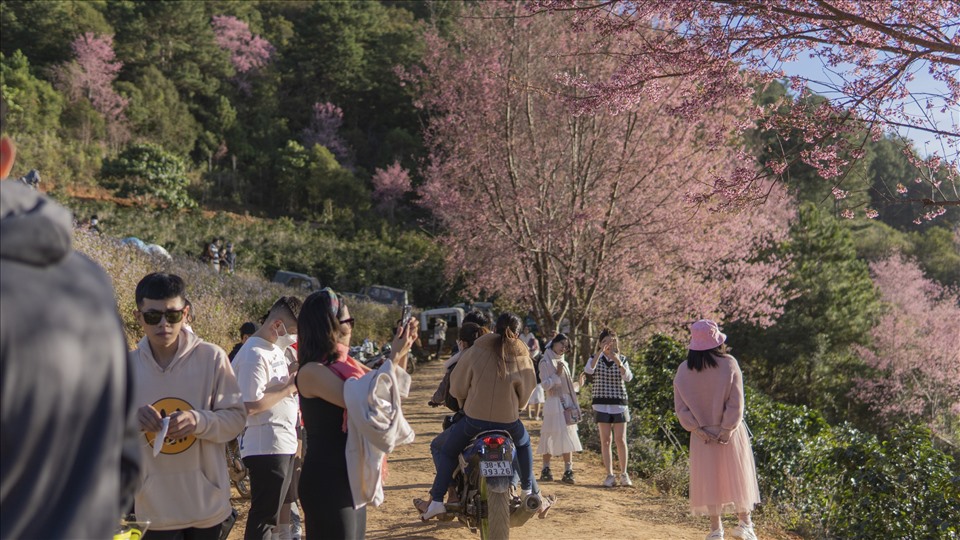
[153,416,170,457]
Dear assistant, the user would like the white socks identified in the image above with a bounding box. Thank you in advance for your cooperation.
[421,500,447,519]
[564,462,573,472]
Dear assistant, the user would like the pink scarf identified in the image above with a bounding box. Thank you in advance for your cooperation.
[325,344,366,432]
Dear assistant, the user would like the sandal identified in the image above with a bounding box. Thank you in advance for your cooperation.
[414,498,447,521]
[537,494,557,519]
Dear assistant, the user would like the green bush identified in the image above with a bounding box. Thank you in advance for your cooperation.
[101,143,196,209]
[617,333,960,539]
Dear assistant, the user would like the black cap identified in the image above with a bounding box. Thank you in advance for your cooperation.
[240,322,257,336]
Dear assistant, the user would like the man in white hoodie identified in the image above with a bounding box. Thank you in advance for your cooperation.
[132,272,247,539]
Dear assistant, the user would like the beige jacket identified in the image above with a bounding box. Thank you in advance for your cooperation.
[132,329,246,531]
[451,333,536,423]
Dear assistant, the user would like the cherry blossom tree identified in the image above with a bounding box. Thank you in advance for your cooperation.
[54,33,128,144]
[533,0,960,221]
[301,102,352,167]
[211,15,274,73]
[404,3,794,360]
[371,160,411,220]
[211,15,274,95]
[853,253,960,443]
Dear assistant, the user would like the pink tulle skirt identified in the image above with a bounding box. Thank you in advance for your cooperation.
[688,423,761,516]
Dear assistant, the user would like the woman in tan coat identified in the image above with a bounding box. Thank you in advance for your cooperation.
[419,313,538,519]
[674,320,760,540]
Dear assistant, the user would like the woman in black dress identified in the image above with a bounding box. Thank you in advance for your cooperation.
[295,289,416,539]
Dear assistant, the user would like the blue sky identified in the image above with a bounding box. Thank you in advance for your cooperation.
[777,55,959,158]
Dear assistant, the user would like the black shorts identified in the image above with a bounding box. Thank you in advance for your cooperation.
[595,411,628,424]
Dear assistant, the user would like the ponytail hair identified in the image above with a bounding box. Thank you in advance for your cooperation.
[494,312,522,378]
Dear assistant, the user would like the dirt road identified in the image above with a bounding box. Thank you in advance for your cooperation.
[230,359,783,539]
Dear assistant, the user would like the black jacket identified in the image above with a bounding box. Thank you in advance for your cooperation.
[0,182,140,539]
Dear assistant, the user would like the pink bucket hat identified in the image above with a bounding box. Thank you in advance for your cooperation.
[688,319,726,351]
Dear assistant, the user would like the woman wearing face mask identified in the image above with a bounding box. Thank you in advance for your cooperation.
[538,333,583,484]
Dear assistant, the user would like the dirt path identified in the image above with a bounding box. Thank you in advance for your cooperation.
[230,359,786,539]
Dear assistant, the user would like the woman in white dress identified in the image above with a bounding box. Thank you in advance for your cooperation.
[537,334,583,483]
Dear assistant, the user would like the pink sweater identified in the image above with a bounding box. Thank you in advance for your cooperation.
[673,354,744,441]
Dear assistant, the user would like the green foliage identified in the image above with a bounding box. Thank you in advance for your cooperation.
[907,225,960,288]
[116,66,201,156]
[795,425,959,539]
[101,143,196,208]
[276,140,370,220]
[0,50,65,135]
[275,0,425,171]
[729,203,881,421]
[844,218,912,262]
[0,0,112,69]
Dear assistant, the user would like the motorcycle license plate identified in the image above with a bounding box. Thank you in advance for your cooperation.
[480,460,513,477]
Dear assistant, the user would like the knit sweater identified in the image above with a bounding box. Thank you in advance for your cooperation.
[450,333,536,423]
[588,354,630,406]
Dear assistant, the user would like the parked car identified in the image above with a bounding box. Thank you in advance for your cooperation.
[362,285,409,306]
[272,270,321,292]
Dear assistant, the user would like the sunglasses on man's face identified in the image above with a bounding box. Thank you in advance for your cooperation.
[140,309,186,325]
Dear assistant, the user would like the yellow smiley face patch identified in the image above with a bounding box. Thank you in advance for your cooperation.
[144,397,197,455]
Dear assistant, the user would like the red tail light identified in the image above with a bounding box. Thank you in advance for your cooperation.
[483,436,506,448]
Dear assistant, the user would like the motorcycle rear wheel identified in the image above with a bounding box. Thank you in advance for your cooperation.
[479,476,511,540]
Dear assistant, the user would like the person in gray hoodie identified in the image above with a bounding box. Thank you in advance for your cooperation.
[0,115,141,539]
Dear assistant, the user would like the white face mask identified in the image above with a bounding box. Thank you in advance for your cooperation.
[275,321,297,349]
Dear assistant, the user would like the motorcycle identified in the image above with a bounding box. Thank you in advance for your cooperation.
[439,430,543,539]
[351,343,418,374]
[226,438,250,499]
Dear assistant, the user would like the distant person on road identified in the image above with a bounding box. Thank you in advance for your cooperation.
[85,214,103,234]
[205,238,221,273]
[131,272,246,539]
[538,333,583,484]
[584,328,633,488]
[431,318,447,360]
[674,320,760,540]
[520,325,544,420]
[1,103,141,540]
[223,242,236,274]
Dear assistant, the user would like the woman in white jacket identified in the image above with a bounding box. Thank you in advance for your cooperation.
[537,334,583,484]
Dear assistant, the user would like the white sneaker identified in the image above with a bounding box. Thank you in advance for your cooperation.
[705,528,724,540]
[602,474,616,487]
[730,523,756,540]
[618,472,633,487]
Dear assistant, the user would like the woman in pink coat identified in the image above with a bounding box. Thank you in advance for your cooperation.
[674,320,760,540]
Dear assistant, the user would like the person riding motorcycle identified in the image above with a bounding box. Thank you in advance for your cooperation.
[420,313,540,519]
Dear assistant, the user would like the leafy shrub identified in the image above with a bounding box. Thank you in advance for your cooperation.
[101,143,196,208]
[618,333,959,538]
[795,425,960,539]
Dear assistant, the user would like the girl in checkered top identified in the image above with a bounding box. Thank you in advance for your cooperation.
[583,329,633,487]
